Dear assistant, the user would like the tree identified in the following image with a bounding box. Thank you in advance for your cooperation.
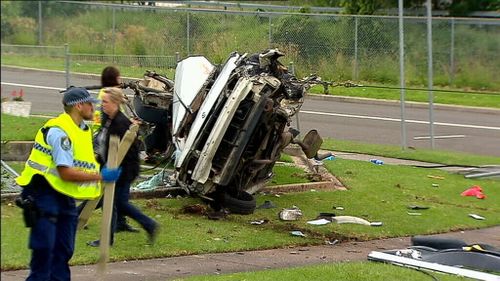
[448,0,500,16]
[18,0,88,19]
[340,0,391,14]
[338,0,500,15]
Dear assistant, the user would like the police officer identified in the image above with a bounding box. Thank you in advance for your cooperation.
[16,87,122,281]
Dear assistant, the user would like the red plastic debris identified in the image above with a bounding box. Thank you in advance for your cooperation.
[461,185,486,199]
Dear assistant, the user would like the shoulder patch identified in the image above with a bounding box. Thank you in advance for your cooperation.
[61,137,72,151]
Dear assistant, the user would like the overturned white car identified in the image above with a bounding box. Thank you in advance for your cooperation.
[129,49,323,214]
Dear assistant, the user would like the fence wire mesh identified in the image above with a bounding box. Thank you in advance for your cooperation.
[2,1,498,90]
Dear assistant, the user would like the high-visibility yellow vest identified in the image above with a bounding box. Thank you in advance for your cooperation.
[91,88,106,133]
[16,113,101,200]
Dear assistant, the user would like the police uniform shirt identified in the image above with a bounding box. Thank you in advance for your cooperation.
[46,122,87,167]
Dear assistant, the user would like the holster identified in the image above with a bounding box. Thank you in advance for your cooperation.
[15,195,39,228]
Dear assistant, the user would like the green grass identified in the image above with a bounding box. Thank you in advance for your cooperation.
[322,138,500,166]
[269,163,310,185]
[0,113,49,141]
[1,55,176,79]
[2,158,499,270]
[176,262,474,281]
[309,83,500,109]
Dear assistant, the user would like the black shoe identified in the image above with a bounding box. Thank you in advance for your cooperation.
[87,240,100,247]
[86,239,113,247]
[145,222,159,244]
[116,224,140,233]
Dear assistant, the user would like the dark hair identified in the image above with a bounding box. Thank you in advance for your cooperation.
[101,66,120,87]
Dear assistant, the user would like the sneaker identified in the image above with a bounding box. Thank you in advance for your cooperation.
[116,223,140,233]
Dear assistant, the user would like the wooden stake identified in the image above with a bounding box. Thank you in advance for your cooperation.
[96,135,119,277]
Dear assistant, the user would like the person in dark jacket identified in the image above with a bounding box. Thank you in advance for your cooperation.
[87,87,159,247]
[88,66,140,233]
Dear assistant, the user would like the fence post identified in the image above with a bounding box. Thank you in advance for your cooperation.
[398,0,407,150]
[112,6,116,63]
[186,12,190,56]
[289,61,295,76]
[175,52,180,62]
[38,1,43,45]
[353,16,359,81]
[426,0,435,149]
[65,43,70,88]
[268,16,272,48]
[449,18,455,86]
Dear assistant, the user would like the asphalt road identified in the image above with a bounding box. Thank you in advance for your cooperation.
[2,66,500,157]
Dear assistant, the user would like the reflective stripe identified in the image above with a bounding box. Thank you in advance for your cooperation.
[27,160,59,176]
[33,142,52,155]
[27,160,96,188]
[73,160,96,170]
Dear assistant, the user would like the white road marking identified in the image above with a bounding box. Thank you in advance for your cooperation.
[413,135,466,140]
[1,82,99,95]
[300,110,500,131]
[1,82,64,91]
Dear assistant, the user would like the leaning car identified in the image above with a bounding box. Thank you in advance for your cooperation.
[125,49,324,214]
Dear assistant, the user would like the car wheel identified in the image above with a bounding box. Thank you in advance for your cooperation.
[223,191,256,215]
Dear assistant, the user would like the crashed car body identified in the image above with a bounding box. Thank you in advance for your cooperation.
[133,49,322,214]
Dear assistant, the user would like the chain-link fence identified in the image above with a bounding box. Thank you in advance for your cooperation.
[1,1,499,89]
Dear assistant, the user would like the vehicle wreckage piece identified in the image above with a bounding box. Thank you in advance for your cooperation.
[174,53,241,169]
[130,49,325,214]
[331,216,371,226]
[192,77,254,184]
[368,251,499,281]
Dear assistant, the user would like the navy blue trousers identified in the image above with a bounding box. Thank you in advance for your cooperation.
[22,175,77,281]
[113,178,156,239]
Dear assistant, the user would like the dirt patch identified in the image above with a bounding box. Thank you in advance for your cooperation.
[283,145,346,190]
[261,181,343,194]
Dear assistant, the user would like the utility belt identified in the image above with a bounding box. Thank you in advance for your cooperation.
[16,175,59,227]
[15,195,57,227]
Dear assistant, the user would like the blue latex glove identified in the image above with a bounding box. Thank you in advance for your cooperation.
[101,166,122,182]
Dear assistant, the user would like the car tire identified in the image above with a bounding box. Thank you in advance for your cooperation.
[223,191,256,215]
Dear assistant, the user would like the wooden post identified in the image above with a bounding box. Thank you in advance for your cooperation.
[77,124,139,230]
[96,135,119,277]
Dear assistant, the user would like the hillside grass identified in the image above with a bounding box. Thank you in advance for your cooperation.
[2,1,499,91]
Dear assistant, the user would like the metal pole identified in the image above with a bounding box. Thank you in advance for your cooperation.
[268,16,272,48]
[426,0,435,149]
[398,0,407,150]
[353,16,359,81]
[65,43,70,88]
[112,7,116,62]
[186,12,190,56]
[38,1,42,45]
[175,52,180,62]
[1,160,19,177]
[449,18,455,86]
